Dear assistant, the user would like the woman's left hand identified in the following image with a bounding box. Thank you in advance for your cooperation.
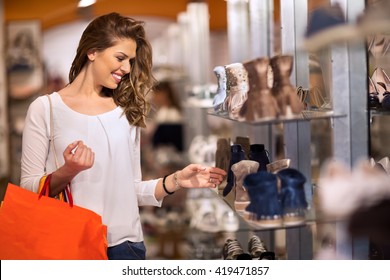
[176,164,227,189]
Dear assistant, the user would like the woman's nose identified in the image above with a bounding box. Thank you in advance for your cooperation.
[121,60,131,74]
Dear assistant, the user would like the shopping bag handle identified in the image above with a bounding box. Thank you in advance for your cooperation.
[38,174,73,207]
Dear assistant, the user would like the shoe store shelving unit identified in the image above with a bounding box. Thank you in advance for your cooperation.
[206,0,369,260]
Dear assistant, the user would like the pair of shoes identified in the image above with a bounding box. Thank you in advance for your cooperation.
[222,239,252,260]
[212,63,249,120]
[370,157,390,174]
[212,55,304,121]
[370,67,390,110]
[243,168,308,227]
[239,55,303,121]
[378,157,390,174]
[234,136,271,172]
[187,192,240,233]
[223,142,271,197]
[222,236,276,260]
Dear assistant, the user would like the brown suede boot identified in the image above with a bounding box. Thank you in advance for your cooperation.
[215,138,231,194]
[270,55,303,117]
[235,136,250,159]
[239,57,279,121]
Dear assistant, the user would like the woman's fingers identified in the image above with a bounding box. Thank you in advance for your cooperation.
[64,140,80,155]
[64,141,94,170]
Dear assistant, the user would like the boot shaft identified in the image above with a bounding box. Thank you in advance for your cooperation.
[243,171,282,217]
[277,168,308,211]
[270,55,294,88]
[231,160,259,206]
[243,57,270,93]
[212,65,228,113]
[249,144,271,171]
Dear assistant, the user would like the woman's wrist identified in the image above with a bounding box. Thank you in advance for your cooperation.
[162,170,182,195]
[173,171,182,190]
[162,175,175,195]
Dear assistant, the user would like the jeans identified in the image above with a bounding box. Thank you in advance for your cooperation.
[107,241,146,260]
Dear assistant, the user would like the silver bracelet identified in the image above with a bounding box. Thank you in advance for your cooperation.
[173,171,181,190]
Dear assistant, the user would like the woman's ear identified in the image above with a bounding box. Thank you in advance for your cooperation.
[87,49,96,61]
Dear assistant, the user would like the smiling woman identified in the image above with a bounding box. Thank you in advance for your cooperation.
[19,12,227,260]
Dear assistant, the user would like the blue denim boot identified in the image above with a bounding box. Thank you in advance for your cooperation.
[222,144,246,197]
[243,171,282,227]
[249,144,270,172]
[277,168,308,226]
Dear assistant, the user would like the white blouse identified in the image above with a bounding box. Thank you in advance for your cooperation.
[20,92,162,246]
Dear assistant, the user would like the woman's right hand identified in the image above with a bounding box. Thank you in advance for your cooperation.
[63,140,95,176]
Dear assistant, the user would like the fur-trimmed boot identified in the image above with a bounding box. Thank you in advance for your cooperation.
[243,171,283,227]
[277,168,308,226]
[225,63,249,120]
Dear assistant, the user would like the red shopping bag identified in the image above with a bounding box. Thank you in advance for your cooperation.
[0,183,108,260]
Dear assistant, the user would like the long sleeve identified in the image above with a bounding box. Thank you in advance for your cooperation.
[20,96,50,193]
[133,127,162,207]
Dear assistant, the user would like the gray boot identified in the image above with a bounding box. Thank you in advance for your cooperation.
[231,160,259,212]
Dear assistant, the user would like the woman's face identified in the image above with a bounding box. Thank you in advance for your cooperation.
[88,38,136,89]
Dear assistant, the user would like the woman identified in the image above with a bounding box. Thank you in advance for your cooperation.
[20,12,226,260]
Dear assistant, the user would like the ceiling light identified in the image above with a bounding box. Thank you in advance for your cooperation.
[78,0,96,8]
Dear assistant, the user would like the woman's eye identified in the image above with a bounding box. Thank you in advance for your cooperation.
[117,57,125,62]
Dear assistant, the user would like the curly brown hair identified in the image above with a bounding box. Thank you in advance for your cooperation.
[68,12,155,127]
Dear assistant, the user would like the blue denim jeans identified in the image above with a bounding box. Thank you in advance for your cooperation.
[107,241,146,260]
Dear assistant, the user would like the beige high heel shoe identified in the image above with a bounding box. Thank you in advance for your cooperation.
[371,67,390,103]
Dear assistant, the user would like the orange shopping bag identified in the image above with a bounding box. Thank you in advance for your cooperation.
[0,183,108,260]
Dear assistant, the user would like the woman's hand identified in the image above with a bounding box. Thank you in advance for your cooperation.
[62,140,95,176]
[176,164,227,189]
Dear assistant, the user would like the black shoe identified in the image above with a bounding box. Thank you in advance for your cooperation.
[259,251,276,260]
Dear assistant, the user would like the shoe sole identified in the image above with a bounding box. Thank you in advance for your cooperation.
[234,201,250,212]
[283,216,305,226]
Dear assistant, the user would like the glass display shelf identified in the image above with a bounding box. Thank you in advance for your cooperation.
[199,189,337,234]
[235,208,335,232]
[207,109,346,125]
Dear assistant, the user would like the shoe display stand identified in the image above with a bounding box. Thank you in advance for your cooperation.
[198,0,369,260]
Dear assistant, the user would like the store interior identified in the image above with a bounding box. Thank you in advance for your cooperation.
[1,0,390,260]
